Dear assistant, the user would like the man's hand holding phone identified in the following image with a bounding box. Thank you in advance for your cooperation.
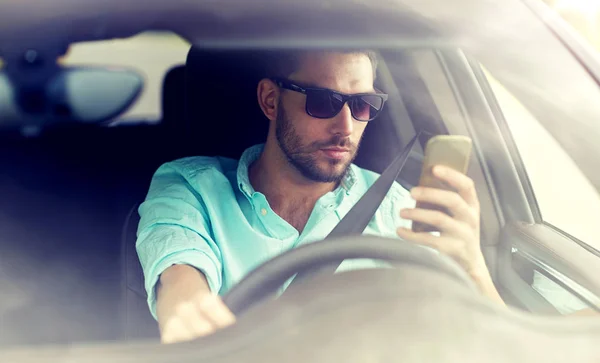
[396,165,484,274]
[395,135,504,304]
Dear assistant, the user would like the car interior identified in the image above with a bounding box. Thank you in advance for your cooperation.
[0,44,436,346]
[4,1,600,360]
[3,30,600,352]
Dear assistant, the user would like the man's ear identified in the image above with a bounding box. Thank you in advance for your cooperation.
[257,78,279,122]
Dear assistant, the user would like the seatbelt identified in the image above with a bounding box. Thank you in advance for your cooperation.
[288,131,422,287]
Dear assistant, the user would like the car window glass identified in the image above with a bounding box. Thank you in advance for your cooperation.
[511,249,592,314]
[483,69,600,250]
[59,31,190,123]
[531,270,588,314]
[541,0,600,51]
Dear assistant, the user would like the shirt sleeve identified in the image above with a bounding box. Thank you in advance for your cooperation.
[136,162,222,320]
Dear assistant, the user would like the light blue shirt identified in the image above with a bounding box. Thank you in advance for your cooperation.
[136,144,415,318]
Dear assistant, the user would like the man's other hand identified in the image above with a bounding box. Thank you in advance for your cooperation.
[156,265,236,344]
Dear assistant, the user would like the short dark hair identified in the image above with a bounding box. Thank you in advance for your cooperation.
[266,50,379,80]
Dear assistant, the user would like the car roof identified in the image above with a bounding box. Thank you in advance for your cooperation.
[0,0,531,51]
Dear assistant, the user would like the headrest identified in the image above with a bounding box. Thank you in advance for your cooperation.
[184,48,271,159]
[161,65,186,127]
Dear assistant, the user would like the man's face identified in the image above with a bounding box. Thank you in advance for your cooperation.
[275,52,374,183]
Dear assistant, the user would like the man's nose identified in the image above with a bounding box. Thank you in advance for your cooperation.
[330,103,354,136]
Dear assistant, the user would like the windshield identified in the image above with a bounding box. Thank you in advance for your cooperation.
[1,0,600,360]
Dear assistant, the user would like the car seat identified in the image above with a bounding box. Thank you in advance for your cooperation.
[161,65,186,128]
[182,49,272,158]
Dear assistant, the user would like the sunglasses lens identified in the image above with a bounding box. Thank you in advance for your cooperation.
[305,87,386,121]
[351,95,384,121]
[306,90,344,118]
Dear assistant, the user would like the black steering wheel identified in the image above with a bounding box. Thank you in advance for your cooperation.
[222,235,477,316]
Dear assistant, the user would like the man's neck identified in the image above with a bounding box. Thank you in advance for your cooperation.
[248,142,337,220]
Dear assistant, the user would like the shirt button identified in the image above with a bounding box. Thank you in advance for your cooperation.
[261,208,268,216]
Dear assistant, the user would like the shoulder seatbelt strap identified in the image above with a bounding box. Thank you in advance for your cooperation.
[288,131,422,287]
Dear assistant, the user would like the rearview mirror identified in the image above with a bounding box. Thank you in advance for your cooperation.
[47,67,144,123]
[0,67,144,129]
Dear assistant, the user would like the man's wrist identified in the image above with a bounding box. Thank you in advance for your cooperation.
[470,267,505,305]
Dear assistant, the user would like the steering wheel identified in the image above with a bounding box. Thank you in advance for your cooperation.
[222,235,477,316]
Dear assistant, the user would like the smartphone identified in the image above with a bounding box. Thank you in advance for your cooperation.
[411,135,473,233]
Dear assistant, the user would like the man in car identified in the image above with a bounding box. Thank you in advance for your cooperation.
[136,50,505,344]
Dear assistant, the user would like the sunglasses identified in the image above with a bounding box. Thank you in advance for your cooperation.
[272,78,388,122]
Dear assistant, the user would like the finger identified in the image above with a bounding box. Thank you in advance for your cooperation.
[173,301,217,337]
[188,315,217,337]
[432,165,479,209]
[396,227,460,257]
[197,294,236,328]
[410,187,478,228]
[160,319,197,344]
[400,208,470,237]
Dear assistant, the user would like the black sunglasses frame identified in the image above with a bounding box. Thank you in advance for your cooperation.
[272,78,389,122]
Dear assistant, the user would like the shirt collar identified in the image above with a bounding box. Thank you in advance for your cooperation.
[237,144,264,197]
[236,143,358,198]
[340,164,357,194]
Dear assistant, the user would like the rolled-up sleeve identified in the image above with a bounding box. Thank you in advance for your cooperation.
[136,163,222,319]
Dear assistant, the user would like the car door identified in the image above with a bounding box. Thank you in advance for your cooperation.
[429,27,600,313]
[476,61,600,315]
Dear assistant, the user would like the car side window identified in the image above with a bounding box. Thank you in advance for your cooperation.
[484,70,599,314]
[484,71,600,250]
